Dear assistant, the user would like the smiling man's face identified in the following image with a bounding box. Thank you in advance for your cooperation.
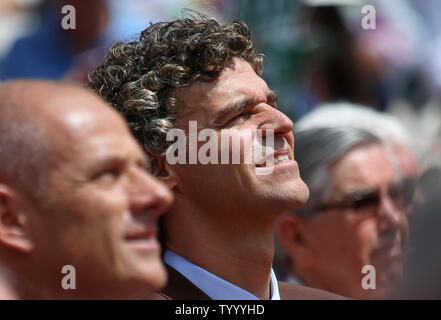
[168,58,309,218]
[23,90,173,298]
[298,143,409,299]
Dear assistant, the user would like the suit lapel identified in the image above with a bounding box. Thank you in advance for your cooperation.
[160,264,211,300]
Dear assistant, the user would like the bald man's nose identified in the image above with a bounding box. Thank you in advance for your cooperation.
[128,168,173,219]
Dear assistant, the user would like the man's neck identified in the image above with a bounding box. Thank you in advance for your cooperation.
[164,202,281,300]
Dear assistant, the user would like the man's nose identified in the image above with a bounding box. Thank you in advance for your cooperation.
[377,194,406,233]
[128,167,173,219]
[259,107,293,135]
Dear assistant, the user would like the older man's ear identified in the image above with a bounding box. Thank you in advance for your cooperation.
[0,184,33,253]
[277,214,315,270]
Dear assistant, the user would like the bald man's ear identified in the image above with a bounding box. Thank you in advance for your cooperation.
[277,214,315,270]
[151,157,178,190]
[0,185,33,253]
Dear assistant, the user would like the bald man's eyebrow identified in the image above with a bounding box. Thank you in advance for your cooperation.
[87,155,126,178]
[212,91,278,126]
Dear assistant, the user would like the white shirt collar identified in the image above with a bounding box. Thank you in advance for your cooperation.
[164,250,280,300]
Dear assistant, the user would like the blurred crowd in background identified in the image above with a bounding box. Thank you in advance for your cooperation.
[0,0,440,299]
[1,0,440,160]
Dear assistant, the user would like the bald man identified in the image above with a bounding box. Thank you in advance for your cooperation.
[0,80,172,299]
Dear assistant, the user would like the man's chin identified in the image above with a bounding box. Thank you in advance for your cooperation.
[143,261,168,292]
[123,258,168,293]
[369,259,404,296]
[262,180,309,212]
[294,181,310,208]
[283,180,310,210]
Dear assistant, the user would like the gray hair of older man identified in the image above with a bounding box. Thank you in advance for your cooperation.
[274,126,381,279]
[295,102,414,155]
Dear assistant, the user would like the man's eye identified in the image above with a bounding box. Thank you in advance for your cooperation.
[351,194,379,210]
[93,169,121,183]
[225,112,249,126]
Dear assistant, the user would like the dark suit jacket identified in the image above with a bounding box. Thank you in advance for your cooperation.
[152,264,347,300]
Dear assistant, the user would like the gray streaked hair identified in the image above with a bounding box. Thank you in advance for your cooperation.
[295,102,413,152]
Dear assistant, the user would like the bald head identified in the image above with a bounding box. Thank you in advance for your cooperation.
[0,80,125,199]
[0,80,172,298]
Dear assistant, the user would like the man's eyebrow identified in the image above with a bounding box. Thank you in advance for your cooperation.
[213,97,253,125]
[89,153,151,173]
[88,155,126,174]
[213,91,278,125]
[338,188,377,202]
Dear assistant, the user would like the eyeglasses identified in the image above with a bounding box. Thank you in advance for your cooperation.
[317,179,417,214]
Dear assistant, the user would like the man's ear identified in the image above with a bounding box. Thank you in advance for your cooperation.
[150,157,178,190]
[0,185,33,253]
[277,214,315,270]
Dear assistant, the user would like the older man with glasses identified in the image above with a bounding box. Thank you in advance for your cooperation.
[275,126,412,299]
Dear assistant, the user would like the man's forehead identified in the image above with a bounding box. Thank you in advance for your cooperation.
[389,142,419,178]
[330,144,397,195]
[210,58,269,97]
[60,129,147,169]
[39,98,134,163]
[174,58,270,122]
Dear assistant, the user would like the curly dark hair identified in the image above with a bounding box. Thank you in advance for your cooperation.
[88,14,263,156]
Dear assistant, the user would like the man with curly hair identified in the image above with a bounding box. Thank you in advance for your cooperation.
[89,14,344,300]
